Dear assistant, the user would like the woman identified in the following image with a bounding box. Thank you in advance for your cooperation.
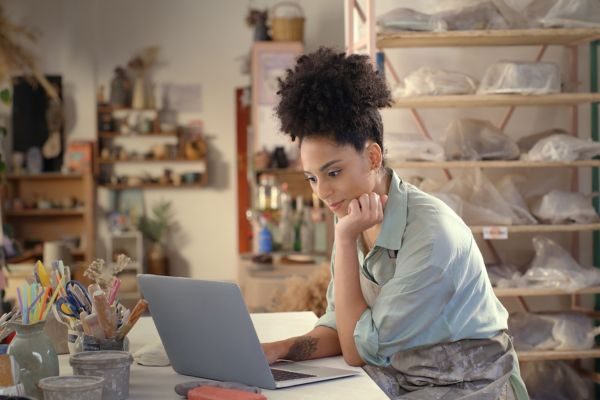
[261,48,528,400]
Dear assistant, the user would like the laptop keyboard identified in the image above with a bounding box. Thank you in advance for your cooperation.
[271,368,317,381]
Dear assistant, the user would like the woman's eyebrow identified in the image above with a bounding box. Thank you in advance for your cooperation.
[304,160,342,175]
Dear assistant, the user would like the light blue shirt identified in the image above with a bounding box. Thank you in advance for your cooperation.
[316,169,509,366]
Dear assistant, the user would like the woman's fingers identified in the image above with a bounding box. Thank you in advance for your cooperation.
[381,194,388,210]
[347,199,359,216]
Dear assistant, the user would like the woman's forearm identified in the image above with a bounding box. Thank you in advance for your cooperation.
[263,325,341,363]
[334,238,368,366]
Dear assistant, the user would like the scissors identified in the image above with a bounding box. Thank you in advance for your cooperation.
[55,297,79,319]
[64,280,93,314]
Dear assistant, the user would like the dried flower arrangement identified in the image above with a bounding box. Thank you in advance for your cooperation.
[0,4,58,99]
[83,254,131,291]
[127,46,160,75]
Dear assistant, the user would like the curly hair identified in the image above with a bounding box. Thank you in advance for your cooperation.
[276,47,391,153]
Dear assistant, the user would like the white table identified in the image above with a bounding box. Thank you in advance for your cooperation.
[59,312,388,399]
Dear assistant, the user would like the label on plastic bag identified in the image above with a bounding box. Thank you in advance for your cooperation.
[483,226,508,240]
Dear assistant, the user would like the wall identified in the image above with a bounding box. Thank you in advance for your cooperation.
[4,0,344,281]
[3,0,594,285]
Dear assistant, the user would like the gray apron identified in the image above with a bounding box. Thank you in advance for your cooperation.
[359,271,518,400]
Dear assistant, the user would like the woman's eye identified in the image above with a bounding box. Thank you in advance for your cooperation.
[305,176,317,183]
[328,170,341,177]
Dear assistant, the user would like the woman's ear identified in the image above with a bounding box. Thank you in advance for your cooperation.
[366,142,383,171]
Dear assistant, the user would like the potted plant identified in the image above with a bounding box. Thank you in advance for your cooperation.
[137,200,173,275]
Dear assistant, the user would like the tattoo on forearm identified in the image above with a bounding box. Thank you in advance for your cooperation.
[284,336,320,361]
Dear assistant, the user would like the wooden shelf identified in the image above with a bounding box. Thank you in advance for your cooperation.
[255,168,304,174]
[494,286,600,297]
[389,160,600,169]
[6,173,83,180]
[391,93,600,108]
[99,132,177,138]
[518,348,600,362]
[99,182,207,190]
[377,28,600,48]
[99,158,204,164]
[5,208,85,217]
[97,105,157,112]
[6,248,85,264]
[470,223,600,234]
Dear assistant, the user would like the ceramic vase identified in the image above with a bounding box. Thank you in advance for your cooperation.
[7,320,59,399]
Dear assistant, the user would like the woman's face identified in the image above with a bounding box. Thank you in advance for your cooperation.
[301,136,375,217]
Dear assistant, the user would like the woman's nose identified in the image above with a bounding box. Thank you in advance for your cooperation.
[316,180,332,200]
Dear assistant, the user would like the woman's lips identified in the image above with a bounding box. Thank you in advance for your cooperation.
[329,200,344,211]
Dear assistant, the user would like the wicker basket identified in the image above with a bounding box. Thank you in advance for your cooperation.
[270,2,304,42]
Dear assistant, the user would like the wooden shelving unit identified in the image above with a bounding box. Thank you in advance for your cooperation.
[389,160,600,169]
[495,286,600,298]
[99,181,207,190]
[99,131,177,138]
[2,173,96,265]
[347,1,600,386]
[98,157,204,164]
[5,209,86,217]
[376,28,600,48]
[96,105,208,190]
[392,93,600,108]
[518,349,600,362]
[470,223,600,234]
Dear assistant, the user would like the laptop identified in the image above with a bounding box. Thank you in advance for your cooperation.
[137,274,359,389]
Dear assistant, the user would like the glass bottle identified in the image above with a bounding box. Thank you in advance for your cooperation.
[312,195,328,253]
[257,217,273,254]
[268,175,280,211]
[300,206,315,254]
[7,320,59,399]
[159,85,177,132]
[279,208,294,252]
[293,197,304,252]
[257,174,270,211]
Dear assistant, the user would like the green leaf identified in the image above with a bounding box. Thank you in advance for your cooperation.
[0,89,11,105]
[0,126,6,137]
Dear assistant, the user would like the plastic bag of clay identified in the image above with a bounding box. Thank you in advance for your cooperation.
[509,312,600,350]
[517,128,568,154]
[531,190,599,224]
[529,0,600,28]
[524,236,600,290]
[521,361,593,400]
[435,0,510,30]
[434,170,518,225]
[376,7,447,32]
[386,133,445,161]
[495,175,537,224]
[478,61,561,95]
[486,263,523,287]
[394,67,478,97]
[444,118,520,160]
[526,133,600,162]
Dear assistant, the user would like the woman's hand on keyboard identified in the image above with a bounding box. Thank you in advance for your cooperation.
[262,342,284,365]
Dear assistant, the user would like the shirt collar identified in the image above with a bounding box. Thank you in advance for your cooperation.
[374,169,407,251]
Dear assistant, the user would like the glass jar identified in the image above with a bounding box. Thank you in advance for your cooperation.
[7,320,59,399]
